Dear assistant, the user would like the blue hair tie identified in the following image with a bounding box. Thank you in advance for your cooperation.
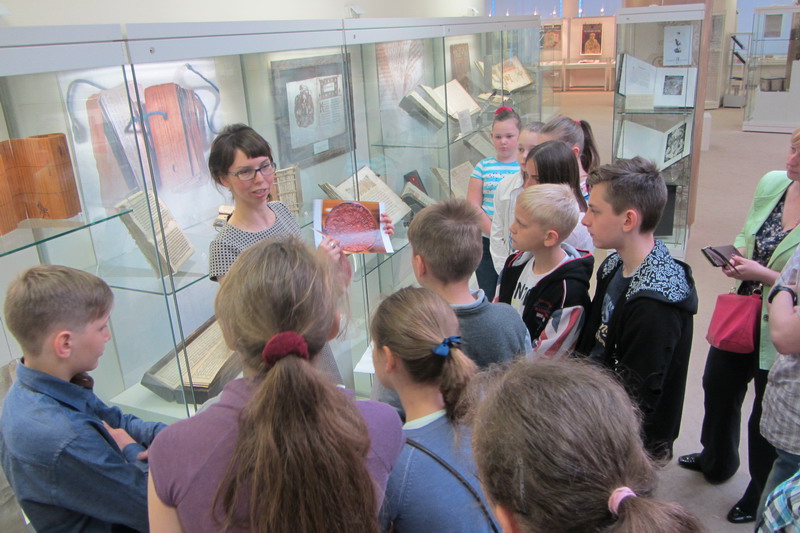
[432,336,461,357]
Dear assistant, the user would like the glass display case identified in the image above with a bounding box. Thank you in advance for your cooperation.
[540,18,565,113]
[743,5,800,133]
[342,16,542,395]
[0,17,546,419]
[613,4,705,257]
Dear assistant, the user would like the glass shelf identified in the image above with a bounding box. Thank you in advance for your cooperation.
[371,127,488,150]
[0,208,132,258]
[617,109,694,115]
[97,223,213,296]
[353,237,410,282]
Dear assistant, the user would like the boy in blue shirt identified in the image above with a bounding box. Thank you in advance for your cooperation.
[0,265,166,532]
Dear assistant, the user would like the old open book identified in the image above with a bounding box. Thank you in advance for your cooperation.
[475,56,534,92]
[431,161,474,199]
[141,318,241,404]
[319,166,411,223]
[116,190,194,276]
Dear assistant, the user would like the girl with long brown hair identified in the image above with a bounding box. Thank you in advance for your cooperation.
[472,358,702,533]
[146,237,404,533]
[372,287,498,532]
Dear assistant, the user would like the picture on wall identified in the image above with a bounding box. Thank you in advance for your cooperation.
[271,54,353,168]
[541,24,562,50]
[663,25,693,66]
[581,23,603,55]
[764,14,784,38]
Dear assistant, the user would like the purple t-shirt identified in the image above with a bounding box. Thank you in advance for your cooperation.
[148,378,404,532]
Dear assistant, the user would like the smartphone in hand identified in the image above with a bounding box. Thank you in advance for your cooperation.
[701,245,742,271]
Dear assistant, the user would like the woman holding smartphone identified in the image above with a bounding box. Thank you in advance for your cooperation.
[678,127,800,524]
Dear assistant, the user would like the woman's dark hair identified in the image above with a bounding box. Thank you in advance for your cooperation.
[471,358,701,533]
[208,123,274,186]
[370,287,477,422]
[213,237,378,533]
[526,140,587,211]
[541,115,600,174]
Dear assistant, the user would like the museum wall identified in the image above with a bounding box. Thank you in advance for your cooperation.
[0,0,484,26]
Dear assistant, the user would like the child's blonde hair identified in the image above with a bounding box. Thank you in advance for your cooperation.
[370,287,477,422]
[516,184,579,244]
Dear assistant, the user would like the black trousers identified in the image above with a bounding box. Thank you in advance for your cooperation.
[698,345,777,511]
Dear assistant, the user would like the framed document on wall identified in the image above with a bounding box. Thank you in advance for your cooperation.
[271,54,353,168]
[581,23,603,55]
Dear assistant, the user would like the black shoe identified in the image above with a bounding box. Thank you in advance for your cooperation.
[677,452,703,472]
[726,505,756,524]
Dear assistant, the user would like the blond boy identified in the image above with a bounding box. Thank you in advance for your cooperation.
[496,184,593,358]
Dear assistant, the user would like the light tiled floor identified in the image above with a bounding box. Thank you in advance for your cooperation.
[555,91,790,532]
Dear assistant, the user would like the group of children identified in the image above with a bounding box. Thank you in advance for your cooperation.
[0,112,703,532]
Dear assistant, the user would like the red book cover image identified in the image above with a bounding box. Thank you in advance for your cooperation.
[313,199,393,254]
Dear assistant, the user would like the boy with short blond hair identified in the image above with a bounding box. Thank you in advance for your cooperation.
[497,184,593,358]
[576,157,698,459]
[407,198,531,368]
[0,265,166,532]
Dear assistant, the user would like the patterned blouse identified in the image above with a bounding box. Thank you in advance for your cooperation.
[740,193,792,296]
[208,202,300,281]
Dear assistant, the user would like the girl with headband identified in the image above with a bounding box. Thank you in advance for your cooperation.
[468,107,521,300]
[147,237,404,533]
[471,358,701,533]
[371,287,499,532]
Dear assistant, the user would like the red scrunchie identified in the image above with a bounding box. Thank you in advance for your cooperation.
[495,106,514,115]
[261,332,310,368]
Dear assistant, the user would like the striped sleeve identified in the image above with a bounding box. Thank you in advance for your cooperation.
[529,304,585,360]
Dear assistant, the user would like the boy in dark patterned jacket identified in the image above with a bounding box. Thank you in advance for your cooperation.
[577,157,698,460]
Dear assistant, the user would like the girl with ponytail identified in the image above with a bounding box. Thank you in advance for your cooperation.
[146,237,404,533]
[540,115,600,201]
[471,358,701,533]
[372,287,499,532]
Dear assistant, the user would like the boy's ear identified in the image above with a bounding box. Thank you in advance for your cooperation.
[544,229,560,247]
[52,330,73,360]
[412,253,427,279]
[621,208,640,233]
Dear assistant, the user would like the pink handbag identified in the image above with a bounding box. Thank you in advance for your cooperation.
[705,292,762,354]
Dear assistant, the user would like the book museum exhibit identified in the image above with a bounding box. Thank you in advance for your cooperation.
[0,0,799,530]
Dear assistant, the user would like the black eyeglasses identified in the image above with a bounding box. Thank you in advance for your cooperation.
[229,161,277,181]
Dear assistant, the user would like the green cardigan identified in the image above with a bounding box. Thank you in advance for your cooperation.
[733,171,800,369]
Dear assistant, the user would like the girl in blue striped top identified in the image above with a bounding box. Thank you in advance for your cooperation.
[467,107,521,299]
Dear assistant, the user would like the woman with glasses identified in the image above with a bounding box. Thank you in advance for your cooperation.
[206,123,392,382]
[208,124,332,282]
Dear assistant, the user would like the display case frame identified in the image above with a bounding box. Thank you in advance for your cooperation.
[742,5,800,133]
[613,4,705,258]
[0,16,546,419]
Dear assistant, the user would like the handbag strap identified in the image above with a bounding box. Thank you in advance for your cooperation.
[405,437,499,533]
